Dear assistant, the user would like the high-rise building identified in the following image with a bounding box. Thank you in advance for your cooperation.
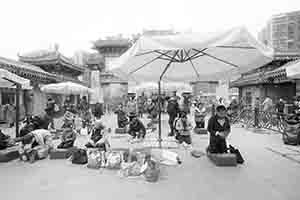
[258,10,300,52]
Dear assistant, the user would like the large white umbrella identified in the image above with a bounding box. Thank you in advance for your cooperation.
[41,81,93,95]
[112,26,273,147]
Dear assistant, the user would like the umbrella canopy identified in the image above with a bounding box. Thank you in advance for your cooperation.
[41,82,93,95]
[285,60,300,79]
[130,81,192,94]
[113,26,273,82]
[0,68,31,89]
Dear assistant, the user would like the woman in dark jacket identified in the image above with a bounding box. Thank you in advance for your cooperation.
[207,105,231,153]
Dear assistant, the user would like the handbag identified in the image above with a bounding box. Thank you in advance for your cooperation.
[229,145,244,164]
[71,148,88,164]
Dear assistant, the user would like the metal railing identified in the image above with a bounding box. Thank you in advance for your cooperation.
[231,108,287,133]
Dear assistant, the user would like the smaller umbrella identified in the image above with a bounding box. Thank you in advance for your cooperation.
[41,82,93,95]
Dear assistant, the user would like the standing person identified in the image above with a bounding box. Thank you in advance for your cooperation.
[207,105,231,154]
[137,96,145,118]
[5,102,15,128]
[175,111,193,149]
[46,96,56,129]
[275,98,285,120]
[79,96,92,129]
[63,96,73,113]
[167,96,180,137]
[127,96,137,116]
[114,104,128,128]
[262,96,273,112]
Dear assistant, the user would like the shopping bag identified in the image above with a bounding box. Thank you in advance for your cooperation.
[143,155,160,182]
[87,149,106,169]
[106,151,122,169]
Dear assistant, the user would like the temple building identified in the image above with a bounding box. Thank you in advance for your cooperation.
[0,56,61,122]
[230,52,300,107]
[91,37,129,109]
[18,45,86,113]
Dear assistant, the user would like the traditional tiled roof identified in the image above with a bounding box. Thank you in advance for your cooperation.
[92,39,131,49]
[273,51,300,60]
[18,49,85,73]
[0,56,59,83]
[100,71,128,84]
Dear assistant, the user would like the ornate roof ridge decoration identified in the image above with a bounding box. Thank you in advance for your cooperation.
[18,49,85,72]
[0,56,59,83]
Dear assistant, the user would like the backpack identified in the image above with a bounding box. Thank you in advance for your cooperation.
[71,148,88,165]
[167,101,178,115]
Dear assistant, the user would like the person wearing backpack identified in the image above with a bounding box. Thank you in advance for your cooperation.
[167,96,180,137]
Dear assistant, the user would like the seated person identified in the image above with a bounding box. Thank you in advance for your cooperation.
[13,129,53,163]
[57,122,76,149]
[14,129,53,150]
[61,111,75,129]
[0,130,12,150]
[175,111,193,148]
[207,105,231,154]
[85,117,110,151]
[114,104,128,128]
[128,112,146,141]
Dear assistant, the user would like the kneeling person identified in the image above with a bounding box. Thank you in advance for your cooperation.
[85,117,110,151]
[128,112,146,141]
[207,105,231,154]
[13,129,53,163]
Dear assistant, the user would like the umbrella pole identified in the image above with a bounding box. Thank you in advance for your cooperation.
[158,81,162,148]
[15,84,21,138]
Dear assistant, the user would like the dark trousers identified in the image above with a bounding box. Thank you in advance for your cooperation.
[168,114,176,135]
[85,142,106,151]
[177,135,192,144]
[208,135,227,153]
[129,129,146,139]
[57,140,75,149]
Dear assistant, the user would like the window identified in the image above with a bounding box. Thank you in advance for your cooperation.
[245,92,252,105]
[2,92,15,105]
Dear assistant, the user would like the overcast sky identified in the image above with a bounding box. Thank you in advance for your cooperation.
[0,0,298,59]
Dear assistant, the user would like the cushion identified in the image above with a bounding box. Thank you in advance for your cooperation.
[49,148,72,159]
[207,152,237,166]
[0,146,20,162]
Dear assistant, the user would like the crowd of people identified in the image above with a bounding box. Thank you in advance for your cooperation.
[0,91,247,164]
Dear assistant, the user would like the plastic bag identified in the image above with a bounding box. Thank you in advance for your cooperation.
[106,151,122,169]
[151,149,181,166]
[143,159,160,182]
[87,149,106,169]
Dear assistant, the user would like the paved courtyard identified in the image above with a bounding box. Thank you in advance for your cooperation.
[1,113,300,200]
